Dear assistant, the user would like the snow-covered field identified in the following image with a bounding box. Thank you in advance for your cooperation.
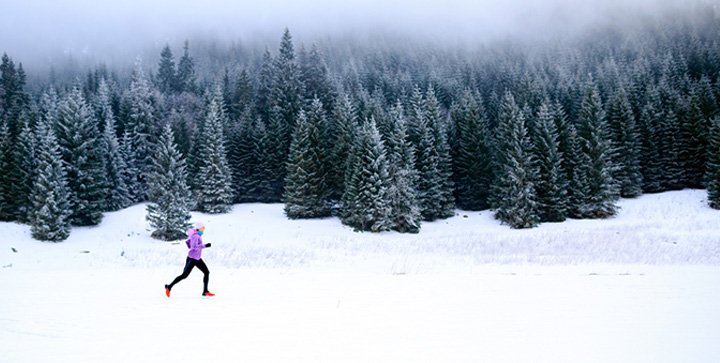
[1,190,719,362]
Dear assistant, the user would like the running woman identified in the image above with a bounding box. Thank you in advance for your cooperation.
[165,222,215,297]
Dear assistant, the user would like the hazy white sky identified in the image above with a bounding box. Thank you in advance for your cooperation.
[0,0,700,68]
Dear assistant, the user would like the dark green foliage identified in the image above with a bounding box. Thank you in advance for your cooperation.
[328,94,358,202]
[56,86,107,226]
[156,45,177,94]
[451,90,492,211]
[125,64,157,200]
[607,87,643,197]
[575,81,618,218]
[146,123,192,240]
[0,120,14,220]
[707,116,720,209]
[532,102,567,222]
[14,113,36,222]
[284,101,331,219]
[176,40,196,93]
[256,49,275,122]
[193,89,234,213]
[491,92,539,229]
[341,118,393,232]
[30,116,71,241]
[300,44,336,114]
[385,102,421,233]
[425,86,455,218]
[97,79,131,211]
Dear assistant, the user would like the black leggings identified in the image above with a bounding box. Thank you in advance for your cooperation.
[169,257,210,293]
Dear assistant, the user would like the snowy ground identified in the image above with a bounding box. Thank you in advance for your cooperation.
[1,190,719,362]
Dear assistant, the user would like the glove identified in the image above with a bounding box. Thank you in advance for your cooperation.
[205,243,212,248]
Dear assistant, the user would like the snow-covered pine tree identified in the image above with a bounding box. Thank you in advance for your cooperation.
[451,89,493,211]
[14,113,36,222]
[341,118,393,232]
[491,92,539,229]
[425,86,455,219]
[328,94,358,202]
[412,90,443,221]
[300,44,335,115]
[125,62,157,200]
[265,105,290,201]
[97,78,131,211]
[119,131,141,203]
[146,123,192,240]
[256,49,275,123]
[576,80,618,218]
[658,108,684,190]
[284,102,331,219]
[272,28,303,151]
[607,87,643,197]
[707,115,720,209]
[0,120,13,220]
[681,85,709,188]
[56,85,107,226]
[639,89,664,193]
[385,101,421,233]
[228,109,257,203]
[30,115,71,241]
[251,117,276,202]
[156,44,177,94]
[532,102,568,222]
[230,68,254,120]
[176,40,196,94]
[194,90,234,213]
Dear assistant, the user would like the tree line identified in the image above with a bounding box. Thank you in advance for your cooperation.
[1,6,719,241]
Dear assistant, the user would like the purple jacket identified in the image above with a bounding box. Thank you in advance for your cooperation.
[185,230,206,260]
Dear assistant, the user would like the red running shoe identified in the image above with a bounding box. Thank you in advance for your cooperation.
[202,291,215,297]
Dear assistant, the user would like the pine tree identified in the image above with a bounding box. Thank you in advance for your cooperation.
[425,86,455,218]
[451,90,492,210]
[272,28,304,147]
[532,102,568,222]
[385,101,421,233]
[341,118,393,232]
[146,123,192,240]
[658,109,684,190]
[194,91,234,213]
[681,86,710,188]
[176,40,196,93]
[264,105,289,201]
[284,103,331,219]
[412,91,443,221]
[119,131,141,202]
[30,115,72,241]
[576,80,618,218]
[607,87,643,197]
[157,44,177,94]
[126,62,157,199]
[491,92,539,229]
[56,85,107,226]
[256,49,275,123]
[300,44,335,114]
[639,93,664,193]
[0,53,29,137]
[328,94,358,201]
[231,68,254,119]
[0,120,13,220]
[97,78,131,211]
[707,115,720,209]
[14,113,36,222]
[228,110,257,202]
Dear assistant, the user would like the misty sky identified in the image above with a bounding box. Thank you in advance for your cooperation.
[0,0,700,69]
